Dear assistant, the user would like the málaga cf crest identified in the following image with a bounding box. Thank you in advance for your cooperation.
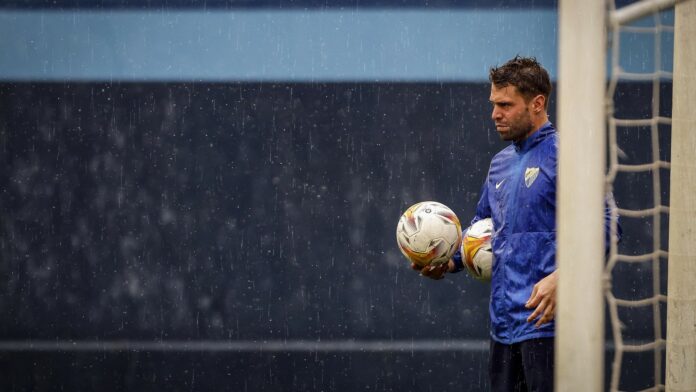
[524,167,540,188]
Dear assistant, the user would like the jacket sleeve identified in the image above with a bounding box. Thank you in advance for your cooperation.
[472,177,492,226]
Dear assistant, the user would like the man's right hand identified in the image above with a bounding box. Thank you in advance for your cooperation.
[411,259,453,280]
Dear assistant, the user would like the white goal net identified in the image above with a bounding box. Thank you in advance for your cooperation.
[605,1,673,390]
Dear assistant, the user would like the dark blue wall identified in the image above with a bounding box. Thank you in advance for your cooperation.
[1,82,500,391]
[0,82,499,341]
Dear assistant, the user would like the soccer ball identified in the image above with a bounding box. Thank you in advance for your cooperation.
[462,218,494,282]
[396,201,462,268]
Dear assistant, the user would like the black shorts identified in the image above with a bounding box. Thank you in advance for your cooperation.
[489,338,554,392]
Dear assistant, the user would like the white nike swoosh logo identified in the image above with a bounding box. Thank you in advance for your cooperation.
[495,179,505,189]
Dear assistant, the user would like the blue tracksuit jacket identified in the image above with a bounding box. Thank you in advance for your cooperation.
[475,122,558,344]
[457,122,620,344]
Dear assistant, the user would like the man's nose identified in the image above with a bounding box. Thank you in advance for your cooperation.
[491,107,501,121]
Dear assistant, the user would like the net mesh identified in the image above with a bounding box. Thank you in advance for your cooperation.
[605,2,674,391]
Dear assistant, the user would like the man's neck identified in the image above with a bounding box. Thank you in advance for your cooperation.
[515,114,550,143]
[527,114,550,139]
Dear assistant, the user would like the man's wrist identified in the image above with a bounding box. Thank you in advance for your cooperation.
[449,251,465,273]
[447,260,456,273]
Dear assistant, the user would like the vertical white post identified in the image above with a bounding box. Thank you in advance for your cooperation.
[666,1,696,390]
[556,0,607,391]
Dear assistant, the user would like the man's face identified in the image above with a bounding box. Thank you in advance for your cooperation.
[489,84,535,142]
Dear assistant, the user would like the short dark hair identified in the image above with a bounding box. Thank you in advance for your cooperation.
[489,56,552,108]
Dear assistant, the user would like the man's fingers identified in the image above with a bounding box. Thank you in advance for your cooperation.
[535,311,548,328]
[538,303,556,327]
[419,263,447,280]
[532,301,556,328]
[527,300,545,323]
[412,262,445,280]
[526,285,540,308]
[536,316,551,328]
[420,265,433,275]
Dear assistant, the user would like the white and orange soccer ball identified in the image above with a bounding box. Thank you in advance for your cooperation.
[396,201,462,269]
[462,218,494,282]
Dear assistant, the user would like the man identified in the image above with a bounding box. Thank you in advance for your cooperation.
[414,56,559,391]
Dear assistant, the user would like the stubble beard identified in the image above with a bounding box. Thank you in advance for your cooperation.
[498,109,534,142]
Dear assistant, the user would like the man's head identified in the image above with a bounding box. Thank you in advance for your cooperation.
[488,56,551,142]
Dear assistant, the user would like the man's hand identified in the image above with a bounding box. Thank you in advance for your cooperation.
[411,260,453,280]
[525,270,558,328]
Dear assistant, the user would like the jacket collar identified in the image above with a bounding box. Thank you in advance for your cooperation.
[513,121,555,153]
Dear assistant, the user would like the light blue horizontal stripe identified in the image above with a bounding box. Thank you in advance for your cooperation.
[0,338,633,352]
[0,9,558,82]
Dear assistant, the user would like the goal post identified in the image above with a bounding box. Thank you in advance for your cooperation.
[556,0,607,391]
[666,1,696,390]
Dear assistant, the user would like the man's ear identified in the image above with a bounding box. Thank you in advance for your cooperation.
[532,94,546,113]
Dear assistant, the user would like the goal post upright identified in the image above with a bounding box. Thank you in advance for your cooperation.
[556,0,607,391]
[666,0,696,390]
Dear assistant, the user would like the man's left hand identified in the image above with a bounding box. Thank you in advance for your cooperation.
[525,270,558,328]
